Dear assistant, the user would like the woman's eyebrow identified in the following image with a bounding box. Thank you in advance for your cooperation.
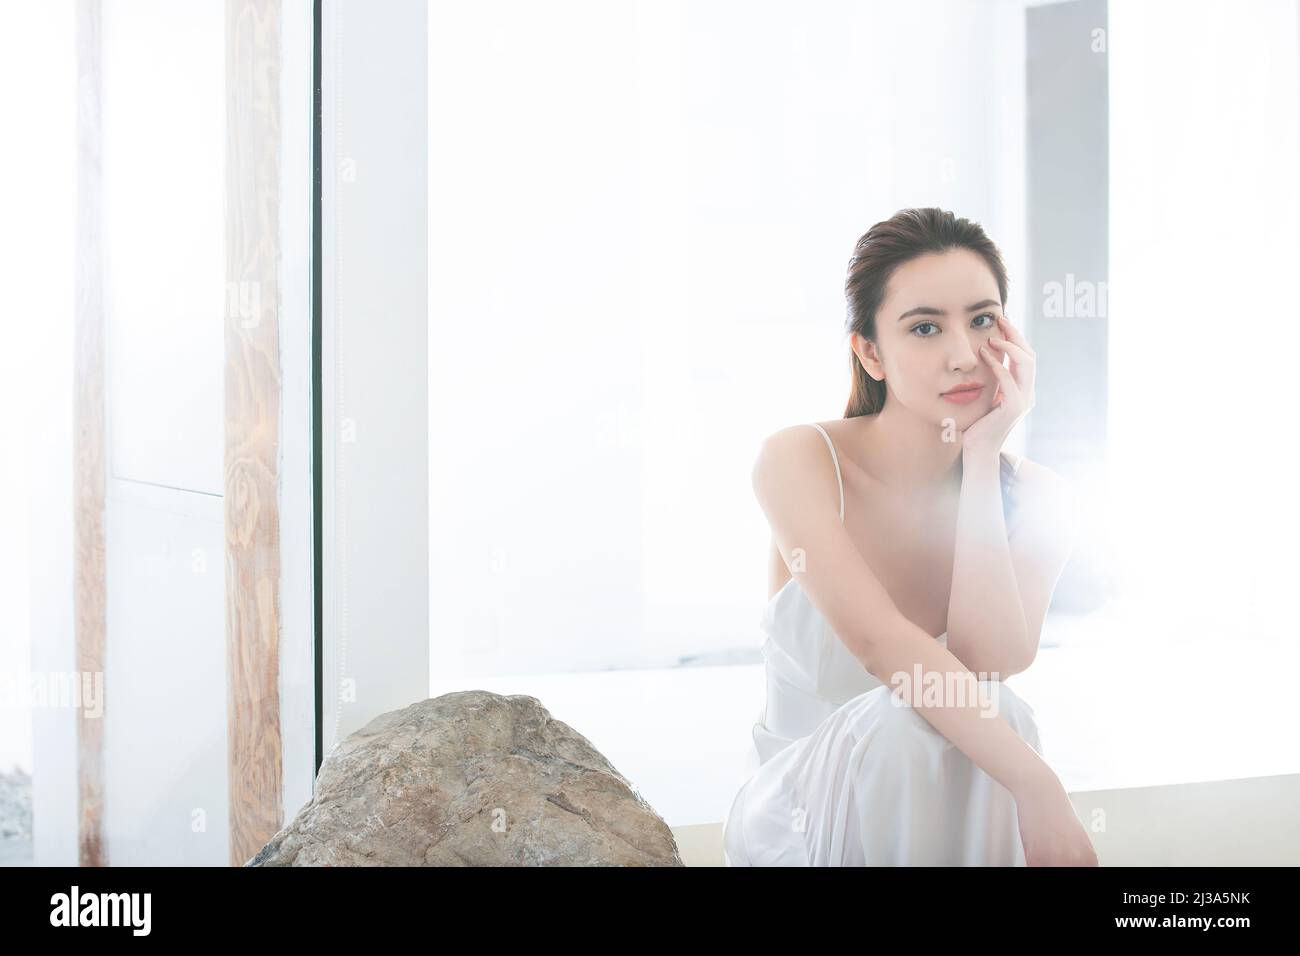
[897,299,1001,322]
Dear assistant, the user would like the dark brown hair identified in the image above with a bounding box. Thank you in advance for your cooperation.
[843,208,1009,418]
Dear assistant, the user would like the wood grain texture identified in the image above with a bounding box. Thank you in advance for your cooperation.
[74,0,107,869]
[225,0,284,866]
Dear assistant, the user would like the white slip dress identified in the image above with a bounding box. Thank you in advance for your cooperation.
[722,422,1042,866]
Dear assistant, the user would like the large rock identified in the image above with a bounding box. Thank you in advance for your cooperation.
[247,690,683,866]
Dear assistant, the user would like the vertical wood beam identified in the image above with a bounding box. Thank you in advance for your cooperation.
[74,0,107,869]
[225,0,284,866]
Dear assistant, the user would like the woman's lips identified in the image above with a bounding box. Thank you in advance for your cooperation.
[941,385,984,404]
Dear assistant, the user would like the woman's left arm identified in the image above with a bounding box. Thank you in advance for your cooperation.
[947,452,1075,677]
[946,314,1075,677]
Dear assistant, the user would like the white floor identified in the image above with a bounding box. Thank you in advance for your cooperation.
[673,772,1300,866]
[431,593,1300,830]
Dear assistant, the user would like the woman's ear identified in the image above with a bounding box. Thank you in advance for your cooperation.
[851,332,885,382]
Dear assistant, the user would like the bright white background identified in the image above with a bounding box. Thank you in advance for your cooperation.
[1107,0,1300,642]
[421,0,1300,826]
[0,3,75,779]
[427,0,1027,681]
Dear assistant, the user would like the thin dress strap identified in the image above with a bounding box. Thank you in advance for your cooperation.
[808,423,845,525]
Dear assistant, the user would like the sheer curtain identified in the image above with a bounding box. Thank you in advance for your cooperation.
[1108,0,1300,643]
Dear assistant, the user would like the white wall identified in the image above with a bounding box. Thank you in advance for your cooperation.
[94,0,227,866]
[278,0,318,831]
[5,1,77,864]
[321,0,430,751]
[102,0,226,496]
[424,0,1027,680]
[1108,0,1300,638]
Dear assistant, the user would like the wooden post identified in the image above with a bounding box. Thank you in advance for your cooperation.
[225,0,284,866]
[73,0,107,869]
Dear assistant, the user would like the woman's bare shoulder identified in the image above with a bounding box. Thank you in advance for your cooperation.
[753,422,819,473]
[753,421,827,458]
[750,422,842,513]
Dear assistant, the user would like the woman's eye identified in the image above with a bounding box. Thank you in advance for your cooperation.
[911,313,997,337]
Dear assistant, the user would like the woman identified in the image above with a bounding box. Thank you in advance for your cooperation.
[722,208,1097,866]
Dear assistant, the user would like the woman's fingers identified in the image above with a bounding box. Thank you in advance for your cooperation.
[988,336,1035,387]
[989,337,1032,364]
[997,315,1034,355]
[980,344,1017,395]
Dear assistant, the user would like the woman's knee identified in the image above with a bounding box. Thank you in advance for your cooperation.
[870,679,1035,739]
[869,684,941,740]
[975,679,1038,737]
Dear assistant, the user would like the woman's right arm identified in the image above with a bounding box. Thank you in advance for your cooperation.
[751,426,1096,866]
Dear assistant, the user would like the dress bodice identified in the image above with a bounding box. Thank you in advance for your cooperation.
[751,573,949,766]
[747,421,1020,769]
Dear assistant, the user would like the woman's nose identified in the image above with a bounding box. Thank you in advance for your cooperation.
[950,334,979,370]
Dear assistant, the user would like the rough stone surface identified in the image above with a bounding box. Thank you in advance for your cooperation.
[247,691,683,866]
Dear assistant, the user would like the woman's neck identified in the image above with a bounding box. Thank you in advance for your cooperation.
[852,402,966,494]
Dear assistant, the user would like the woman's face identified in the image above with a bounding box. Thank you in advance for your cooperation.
[857,248,1004,425]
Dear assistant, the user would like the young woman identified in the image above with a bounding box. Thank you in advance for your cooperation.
[722,208,1097,866]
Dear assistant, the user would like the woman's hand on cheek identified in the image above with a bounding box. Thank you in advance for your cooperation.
[960,316,1036,458]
